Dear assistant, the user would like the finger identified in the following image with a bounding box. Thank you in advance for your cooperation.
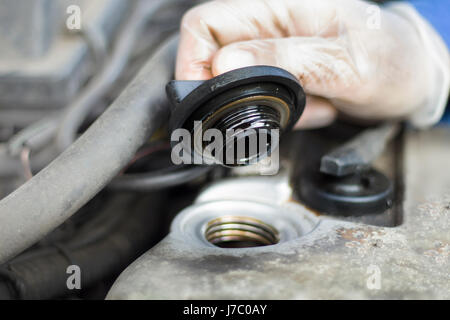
[176,0,341,80]
[294,96,337,129]
[212,37,360,100]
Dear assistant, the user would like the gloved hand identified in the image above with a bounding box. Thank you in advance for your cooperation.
[176,0,449,128]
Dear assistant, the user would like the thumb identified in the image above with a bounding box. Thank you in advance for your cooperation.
[212,37,360,100]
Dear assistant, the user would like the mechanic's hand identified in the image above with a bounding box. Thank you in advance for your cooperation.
[176,0,436,128]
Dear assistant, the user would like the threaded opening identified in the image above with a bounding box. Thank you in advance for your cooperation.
[214,105,281,133]
[205,216,280,248]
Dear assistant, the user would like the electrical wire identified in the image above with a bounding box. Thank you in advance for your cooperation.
[109,165,214,192]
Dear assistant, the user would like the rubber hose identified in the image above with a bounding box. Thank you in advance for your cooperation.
[0,36,178,264]
[0,192,167,300]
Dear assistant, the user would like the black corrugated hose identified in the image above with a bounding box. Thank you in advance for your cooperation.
[0,191,167,300]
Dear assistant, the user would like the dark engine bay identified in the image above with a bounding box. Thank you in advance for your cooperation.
[0,0,448,300]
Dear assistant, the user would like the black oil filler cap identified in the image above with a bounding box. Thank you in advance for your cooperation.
[166,66,306,166]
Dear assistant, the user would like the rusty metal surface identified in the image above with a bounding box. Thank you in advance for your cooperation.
[107,127,450,300]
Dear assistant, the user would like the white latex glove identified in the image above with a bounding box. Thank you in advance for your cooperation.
[176,0,450,128]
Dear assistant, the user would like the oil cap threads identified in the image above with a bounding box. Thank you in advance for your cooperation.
[166,66,306,167]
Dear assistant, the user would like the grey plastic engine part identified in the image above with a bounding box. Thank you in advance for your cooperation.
[0,0,129,126]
